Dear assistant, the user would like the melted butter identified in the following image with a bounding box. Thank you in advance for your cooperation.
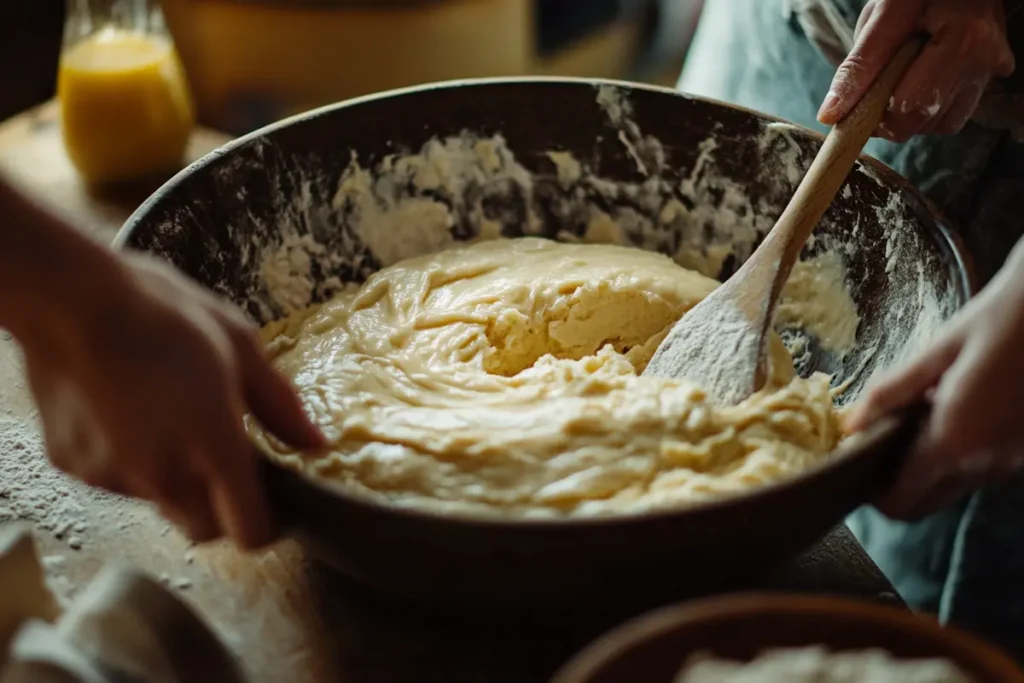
[249,238,842,518]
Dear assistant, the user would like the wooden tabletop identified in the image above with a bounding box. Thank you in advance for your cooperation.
[0,102,903,683]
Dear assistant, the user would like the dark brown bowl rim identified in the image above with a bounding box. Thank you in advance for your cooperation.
[113,75,978,532]
[551,592,1024,683]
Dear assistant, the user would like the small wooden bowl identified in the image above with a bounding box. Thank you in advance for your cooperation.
[552,593,1024,683]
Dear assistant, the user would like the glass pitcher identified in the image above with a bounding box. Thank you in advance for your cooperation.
[58,0,196,187]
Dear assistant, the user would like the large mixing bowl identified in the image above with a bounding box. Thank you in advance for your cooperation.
[114,77,973,612]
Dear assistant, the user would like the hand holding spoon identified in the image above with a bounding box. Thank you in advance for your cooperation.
[643,40,924,404]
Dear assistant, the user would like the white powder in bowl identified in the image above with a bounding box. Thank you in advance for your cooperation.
[675,646,973,683]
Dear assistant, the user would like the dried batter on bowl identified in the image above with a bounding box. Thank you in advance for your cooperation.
[247,238,843,518]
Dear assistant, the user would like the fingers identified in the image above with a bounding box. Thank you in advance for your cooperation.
[36,255,293,553]
[923,85,985,136]
[123,452,220,543]
[157,474,220,544]
[207,300,326,450]
[876,441,1024,520]
[879,14,1007,141]
[818,0,921,124]
[820,1,1014,135]
[871,404,975,520]
[192,384,280,549]
[233,328,327,450]
[878,41,962,141]
[139,440,273,549]
[150,425,276,549]
[67,463,130,497]
[852,0,875,44]
[872,316,1024,520]
[952,13,1016,79]
[845,331,964,433]
[205,445,277,550]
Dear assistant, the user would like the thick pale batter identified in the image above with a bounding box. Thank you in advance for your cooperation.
[248,238,842,517]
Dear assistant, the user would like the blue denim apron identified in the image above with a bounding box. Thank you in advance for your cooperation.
[679,0,1024,660]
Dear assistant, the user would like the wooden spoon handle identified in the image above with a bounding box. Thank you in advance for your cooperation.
[766,38,925,283]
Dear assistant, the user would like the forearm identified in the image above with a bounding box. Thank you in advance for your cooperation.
[0,175,123,342]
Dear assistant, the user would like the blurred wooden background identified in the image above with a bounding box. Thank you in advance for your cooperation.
[0,0,699,130]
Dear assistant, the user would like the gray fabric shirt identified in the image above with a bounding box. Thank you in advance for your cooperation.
[679,0,1024,661]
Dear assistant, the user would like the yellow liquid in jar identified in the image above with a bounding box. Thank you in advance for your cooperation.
[58,29,195,186]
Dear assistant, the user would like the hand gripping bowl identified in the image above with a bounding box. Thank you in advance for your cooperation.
[114,78,973,613]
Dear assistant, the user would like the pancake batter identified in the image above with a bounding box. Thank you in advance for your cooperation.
[248,238,842,517]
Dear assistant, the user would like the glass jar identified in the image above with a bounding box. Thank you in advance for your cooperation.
[58,0,196,187]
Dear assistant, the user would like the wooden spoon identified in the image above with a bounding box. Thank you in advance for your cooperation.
[643,40,924,404]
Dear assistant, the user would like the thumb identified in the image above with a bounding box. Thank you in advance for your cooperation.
[818,1,921,124]
[235,332,328,450]
[845,331,963,433]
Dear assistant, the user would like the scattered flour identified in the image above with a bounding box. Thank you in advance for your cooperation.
[42,554,67,571]
[156,573,193,591]
[758,121,806,187]
[855,160,887,188]
[871,188,951,375]
[595,84,666,176]
[0,342,149,606]
[0,419,91,552]
[879,192,911,275]
[925,88,943,118]
[0,414,91,607]
[644,296,767,406]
